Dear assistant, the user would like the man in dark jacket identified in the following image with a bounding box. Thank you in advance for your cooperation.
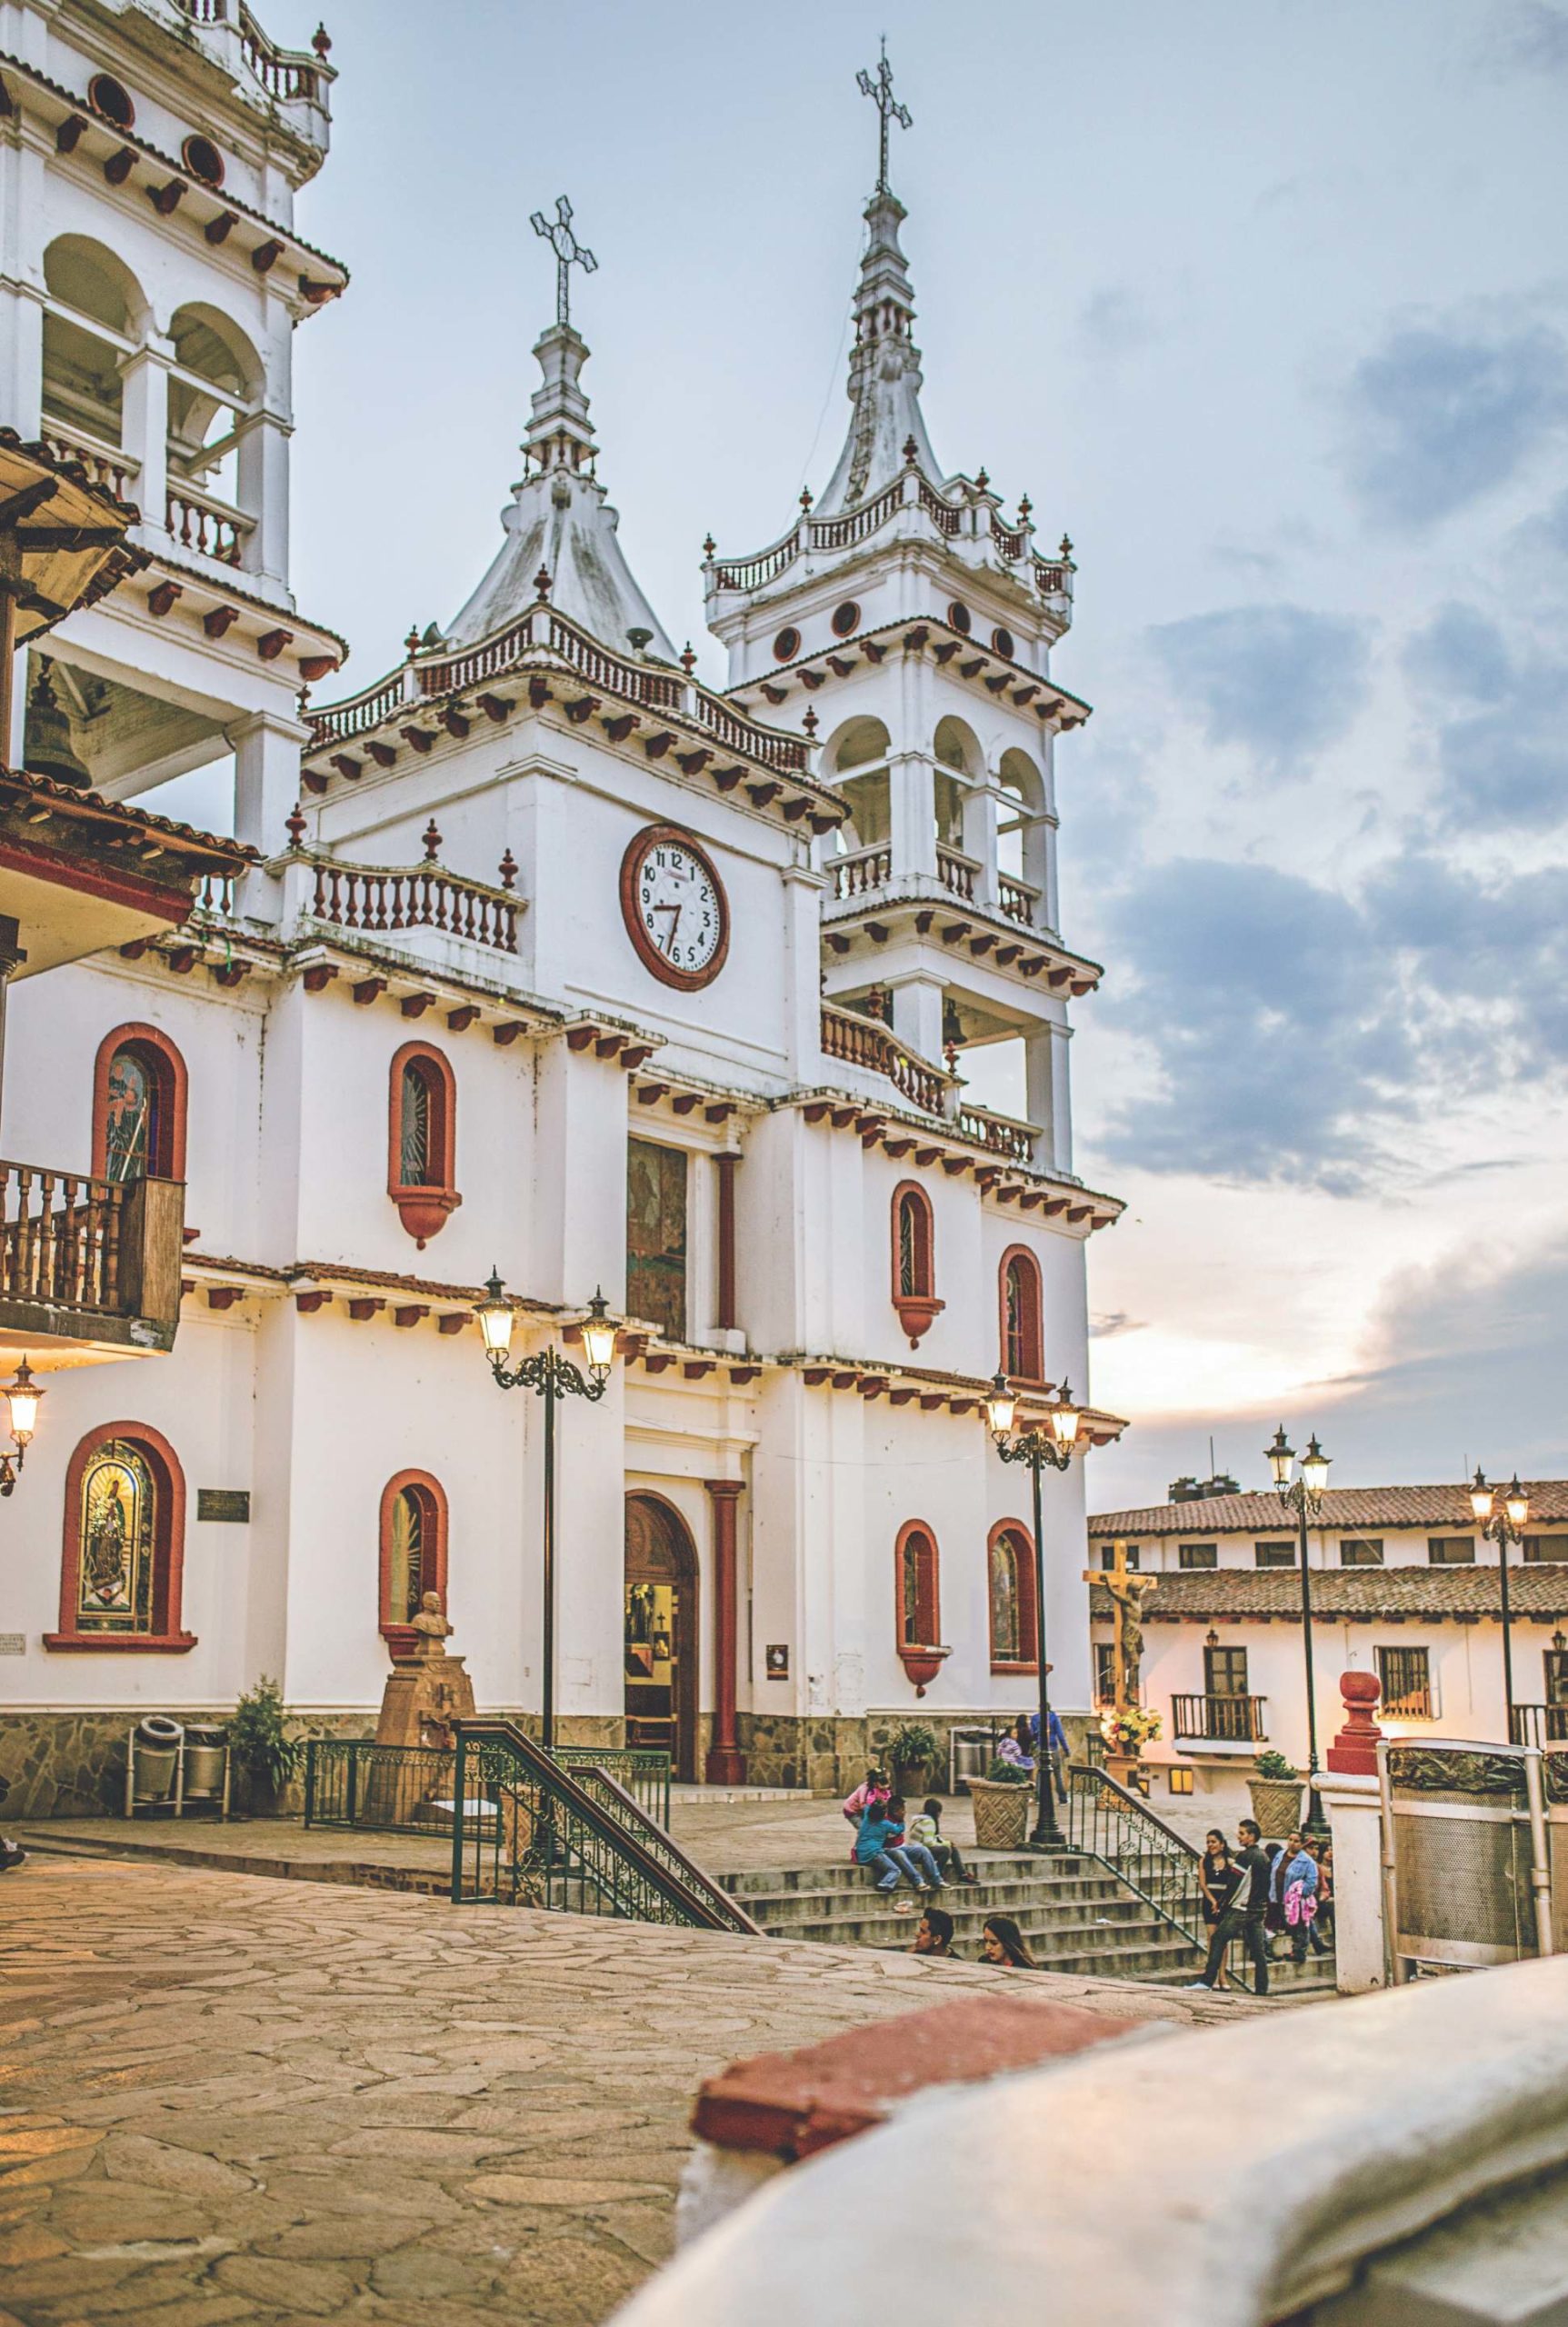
[1188,1816,1271,1995]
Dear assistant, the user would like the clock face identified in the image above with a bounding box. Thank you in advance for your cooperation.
[619,824,731,991]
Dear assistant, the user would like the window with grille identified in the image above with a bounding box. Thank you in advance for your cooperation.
[1254,1541,1296,1568]
[1178,1543,1218,1570]
[1376,1645,1433,1717]
[1523,1537,1568,1563]
[1204,1645,1249,1697]
[1427,1537,1475,1565]
[1340,1538,1384,1566]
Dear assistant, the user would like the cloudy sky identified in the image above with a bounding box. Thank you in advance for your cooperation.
[241,0,1568,1507]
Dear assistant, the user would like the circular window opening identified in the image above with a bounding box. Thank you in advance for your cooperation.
[992,625,1015,661]
[182,134,225,188]
[947,601,972,635]
[87,73,135,129]
[831,600,861,639]
[773,626,801,664]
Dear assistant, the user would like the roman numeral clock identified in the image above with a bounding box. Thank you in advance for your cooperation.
[619,824,731,990]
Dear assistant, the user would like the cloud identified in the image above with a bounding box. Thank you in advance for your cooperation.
[1077,286,1158,363]
[1339,318,1568,529]
[1146,604,1373,775]
[1403,601,1568,831]
[1091,1311,1148,1340]
[1484,1,1568,75]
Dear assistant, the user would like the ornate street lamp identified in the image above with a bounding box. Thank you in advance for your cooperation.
[1470,1468,1530,1743]
[474,1273,615,1752]
[0,1359,42,1498]
[985,1372,1084,1850]
[1266,1426,1332,1836]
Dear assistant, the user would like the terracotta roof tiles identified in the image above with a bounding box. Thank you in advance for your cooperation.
[1089,1483,1568,1537]
[1091,1564,1568,1625]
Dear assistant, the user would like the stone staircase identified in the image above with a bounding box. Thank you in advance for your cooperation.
[718,1845,1336,1994]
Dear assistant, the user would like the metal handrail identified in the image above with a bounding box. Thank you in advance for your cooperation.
[303,1735,674,1833]
[1064,1762,1254,1992]
[566,1763,761,1934]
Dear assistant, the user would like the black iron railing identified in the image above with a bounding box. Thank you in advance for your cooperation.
[1172,1693,1269,1744]
[304,1736,672,1834]
[1065,1763,1253,1992]
[449,1718,755,1932]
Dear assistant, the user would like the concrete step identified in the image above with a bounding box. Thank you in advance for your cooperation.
[719,1851,1108,1897]
[744,1883,1153,1932]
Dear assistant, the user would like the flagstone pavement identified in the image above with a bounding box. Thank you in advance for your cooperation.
[0,1849,1240,2327]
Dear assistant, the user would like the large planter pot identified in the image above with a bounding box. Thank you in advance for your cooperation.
[893,1760,934,1802]
[968,1776,1030,1852]
[1249,1776,1303,1839]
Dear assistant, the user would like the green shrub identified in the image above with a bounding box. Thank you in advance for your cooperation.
[1253,1750,1300,1782]
[984,1757,1031,1785]
[888,1721,939,1767]
[230,1677,300,1793]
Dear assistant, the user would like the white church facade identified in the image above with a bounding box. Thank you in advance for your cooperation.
[0,0,1124,1812]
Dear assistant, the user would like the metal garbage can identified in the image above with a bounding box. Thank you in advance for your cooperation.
[182,1723,227,1801]
[950,1728,994,1794]
[132,1715,183,1804]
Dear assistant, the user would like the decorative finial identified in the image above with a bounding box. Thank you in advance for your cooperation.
[404,624,421,660]
[856,37,912,198]
[903,434,919,465]
[975,467,990,494]
[498,847,518,892]
[529,195,597,330]
[702,534,715,558]
[311,22,331,55]
[679,643,697,674]
[799,486,814,513]
[285,801,306,850]
[422,819,442,863]
[1018,494,1032,521]
[802,706,819,738]
[534,564,553,601]
[1060,534,1074,558]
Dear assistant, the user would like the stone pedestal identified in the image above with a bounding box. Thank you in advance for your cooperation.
[375,1645,476,1752]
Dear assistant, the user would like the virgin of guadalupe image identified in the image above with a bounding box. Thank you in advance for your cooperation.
[84,1464,134,1608]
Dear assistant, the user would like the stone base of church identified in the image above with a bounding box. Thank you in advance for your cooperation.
[733,1710,1095,1797]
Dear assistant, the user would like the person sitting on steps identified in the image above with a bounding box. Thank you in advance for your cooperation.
[906,1797,980,1886]
[854,1793,944,1910]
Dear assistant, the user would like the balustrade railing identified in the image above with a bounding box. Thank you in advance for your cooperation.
[956,1105,1036,1164]
[820,1004,947,1116]
[165,484,248,567]
[711,530,803,594]
[542,614,685,709]
[309,673,410,745]
[186,870,239,920]
[693,686,808,770]
[40,423,140,505]
[1034,558,1073,595]
[936,844,978,901]
[917,477,964,537]
[1064,1763,1249,1989]
[1171,1693,1269,1745]
[1512,1704,1568,1748]
[306,855,519,954]
[811,475,907,554]
[997,874,1038,925]
[832,844,892,899]
[0,1163,125,1314]
[989,511,1029,561]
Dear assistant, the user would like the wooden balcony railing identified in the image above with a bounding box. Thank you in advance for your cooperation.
[936,844,978,901]
[832,844,892,899]
[307,856,519,954]
[0,1163,183,1333]
[956,1105,1036,1164]
[40,423,140,506]
[166,484,250,567]
[820,1004,947,1117]
[1172,1693,1268,1744]
[1512,1704,1568,1748]
[997,874,1039,926]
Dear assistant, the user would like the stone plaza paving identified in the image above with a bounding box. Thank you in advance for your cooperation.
[0,1845,1242,2326]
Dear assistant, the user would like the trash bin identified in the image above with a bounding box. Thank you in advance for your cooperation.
[183,1723,227,1801]
[950,1729,994,1794]
[132,1715,182,1804]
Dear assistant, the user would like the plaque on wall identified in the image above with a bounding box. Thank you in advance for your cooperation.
[0,1633,24,1655]
[197,1489,251,1523]
[765,1643,790,1681]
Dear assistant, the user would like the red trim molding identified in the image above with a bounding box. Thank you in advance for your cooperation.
[92,1022,188,1181]
[998,1245,1044,1382]
[619,823,732,992]
[378,1468,450,1655]
[988,1517,1039,1675]
[387,1041,461,1247]
[45,1419,195,1652]
[894,1518,948,1696]
[891,1181,944,1348]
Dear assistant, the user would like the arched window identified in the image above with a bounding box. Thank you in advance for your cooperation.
[387,1044,460,1247]
[92,1024,188,1182]
[47,1421,193,1651]
[894,1521,948,1695]
[989,1520,1039,1674]
[999,1246,1044,1382]
[891,1181,943,1347]
[378,1470,449,1653]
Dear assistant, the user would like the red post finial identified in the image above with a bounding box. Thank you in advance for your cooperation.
[534,565,553,602]
[1018,494,1032,521]
[404,624,421,660]
[903,435,919,465]
[680,642,697,674]
[976,467,990,494]
[498,847,518,892]
[1326,1670,1383,1776]
[802,706,819,738]
[799,487,814,513]
[285,801,307,850]
[702,534,716,559]
[1060,534,1074,559]
[312,21,332,55]
[422,818,441,863]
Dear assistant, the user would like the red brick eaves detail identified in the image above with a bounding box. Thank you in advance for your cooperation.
[692,1995,1141,2161]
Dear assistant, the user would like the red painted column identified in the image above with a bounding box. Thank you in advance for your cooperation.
[705,1478,746,1784]
[714,1152,738,1333]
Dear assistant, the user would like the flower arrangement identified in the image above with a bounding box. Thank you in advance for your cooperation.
[1100,1705,1162,1754]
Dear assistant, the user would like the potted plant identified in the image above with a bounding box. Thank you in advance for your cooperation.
[887,1720,939,1799]
[1249,1749,1303,1840]
[967,1756,1031,1851]
[230,1677,300,1816]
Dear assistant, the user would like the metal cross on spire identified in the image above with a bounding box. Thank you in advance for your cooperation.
[530,195,597,329]
[856,38,911,197]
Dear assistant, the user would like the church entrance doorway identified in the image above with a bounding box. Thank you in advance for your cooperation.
[624,1493,699,1783]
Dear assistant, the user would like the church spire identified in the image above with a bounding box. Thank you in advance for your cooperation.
[816,45,940,517]
[445,196,676,660]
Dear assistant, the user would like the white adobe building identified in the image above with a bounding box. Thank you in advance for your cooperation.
[0,4,1124,1812]
[1089,1483,1568,1829]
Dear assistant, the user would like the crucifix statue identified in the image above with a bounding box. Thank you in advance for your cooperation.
[856,39,911,197]
[530,195,597,329]
[1084,1539,1156,1715]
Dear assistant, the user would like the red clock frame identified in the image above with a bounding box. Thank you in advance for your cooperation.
[619,823,732,992]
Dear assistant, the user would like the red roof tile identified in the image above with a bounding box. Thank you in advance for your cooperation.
[1089,1483,1568,1537]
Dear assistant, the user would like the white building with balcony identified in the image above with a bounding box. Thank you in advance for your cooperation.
[0,9,1124,1815]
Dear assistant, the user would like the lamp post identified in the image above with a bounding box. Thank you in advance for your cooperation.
[1266,1426,1332,1837]
[1469,1469,1530,1743]
[0,1359,42,1498]
[984,1372,1085,1851]
[474,1273,616,1753]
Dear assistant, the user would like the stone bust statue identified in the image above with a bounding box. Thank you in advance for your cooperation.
[409,1589,454,1654]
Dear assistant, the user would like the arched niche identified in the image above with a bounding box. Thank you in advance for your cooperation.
[41,235,147,451]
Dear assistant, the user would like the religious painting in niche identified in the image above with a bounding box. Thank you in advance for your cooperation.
[389,1486,426,1623]
[899,1526,938,1648]
[76,1439,155,1632]
[399,1060,434,1186]
[626,1137,687,1342]
[105,1044,159,1183]
[989,1531,1022,1663]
